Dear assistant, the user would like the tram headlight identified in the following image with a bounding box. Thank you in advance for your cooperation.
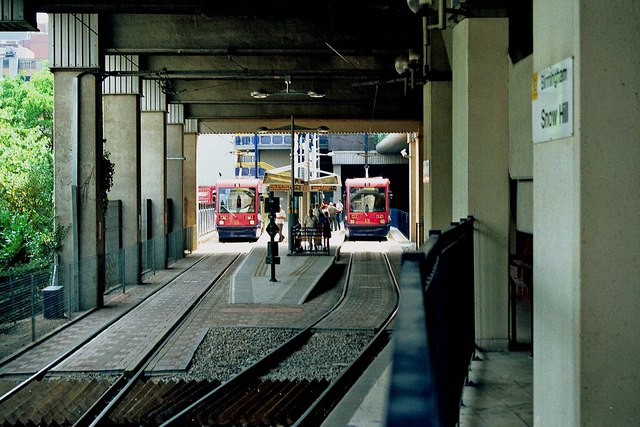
[219,220,225,225]
[379,219,385,224]
[249,220,255,225]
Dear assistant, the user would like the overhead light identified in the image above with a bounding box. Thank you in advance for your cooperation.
[251,76,328,99]
[307,90,326,98]
[251,89,270,99]
[256,124,330,134]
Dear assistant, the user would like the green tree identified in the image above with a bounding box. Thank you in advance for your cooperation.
[0,69,60,276]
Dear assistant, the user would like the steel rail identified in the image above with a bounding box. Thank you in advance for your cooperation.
[161,251,399,426]
[159,252,355,426]
[0,253,211,406]
[293,252,401,426]
[73,253,244,427]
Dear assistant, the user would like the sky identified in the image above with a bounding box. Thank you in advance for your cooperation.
[196,134,237,186]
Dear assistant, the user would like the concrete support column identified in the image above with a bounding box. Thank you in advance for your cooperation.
[332,164,342,204]
[533,1,640,424]
[53,70,103,310]
[183,119,198,251]
[452,18,510,351]
[50,13,103,310]
[423,81,453,232]
[408,129,423,246]
[140,79,167,270]
[166,123,184,236]
[141,111,167,269]
[103,94,141,284]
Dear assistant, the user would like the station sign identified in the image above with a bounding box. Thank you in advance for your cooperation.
[309,185,336,191]
[532,57,573,143]
[268,184,305,192]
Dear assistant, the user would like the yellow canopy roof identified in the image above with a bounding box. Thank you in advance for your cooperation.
[263,165,341,190]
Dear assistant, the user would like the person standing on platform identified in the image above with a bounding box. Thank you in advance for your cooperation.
[275,205,286,242]
[335,200,344,230]
[328,203,338,231]
[319,211,332,250]
[303,208,319,250]
[313,203,322,222]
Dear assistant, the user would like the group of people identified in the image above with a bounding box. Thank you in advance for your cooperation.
[274,200,344,251]
[301,201,344,250]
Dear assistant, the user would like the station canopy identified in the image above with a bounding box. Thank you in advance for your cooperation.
[263,165,341,192]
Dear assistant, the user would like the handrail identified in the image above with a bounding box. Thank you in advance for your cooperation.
[386,216,475,427]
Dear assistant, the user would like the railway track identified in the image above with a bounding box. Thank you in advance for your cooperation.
[0,253,242,427]
[157,251,399,426]
[0,250,399,426]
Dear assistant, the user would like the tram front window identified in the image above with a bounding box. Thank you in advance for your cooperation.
[349,188,386,212]
[219,188,256,213]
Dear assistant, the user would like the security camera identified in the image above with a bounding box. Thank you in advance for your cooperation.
[401,148,408,158]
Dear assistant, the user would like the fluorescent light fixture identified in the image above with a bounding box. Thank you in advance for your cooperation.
[251,89,270,99]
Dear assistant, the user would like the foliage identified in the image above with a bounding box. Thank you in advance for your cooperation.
[99,148,115,217]
[0,69,60,277]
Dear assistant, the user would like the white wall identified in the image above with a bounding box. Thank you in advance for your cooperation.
[509,55,533,234]
[533,1,640,424]
[452,18,510,351]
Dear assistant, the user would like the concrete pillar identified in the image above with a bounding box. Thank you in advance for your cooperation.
[53,70,103,310]
[183,121,198,251]
[423,81,453,232]
[166,123,184,237]
[140,79,167,270]
[103,94,141,285]
[452,18,510,351]
[50,13,104,310]
[408,128,423,246]
[332,164,342,203]
[141,111,167,269]
[533,1,640,424]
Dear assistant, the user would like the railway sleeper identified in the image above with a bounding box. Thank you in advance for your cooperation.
[239,380,291,424]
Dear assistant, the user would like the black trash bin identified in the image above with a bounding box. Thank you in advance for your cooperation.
[42,285,64,319]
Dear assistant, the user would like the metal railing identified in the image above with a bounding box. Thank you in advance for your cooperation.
[386,216,475,427]
[0,226,194,361]
[290,225,331,256]
[390,208,409,239]
[197,205,216,238]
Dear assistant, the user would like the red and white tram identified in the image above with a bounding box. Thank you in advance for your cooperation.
[344,177,391,239]
[215,178,262,241]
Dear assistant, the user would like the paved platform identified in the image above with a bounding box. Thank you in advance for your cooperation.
[230,228,346,305]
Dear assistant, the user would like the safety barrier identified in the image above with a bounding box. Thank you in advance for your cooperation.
[386,216,475,427]
[390,208,409,239]
[197,205,216,238]
[291,225,330,256]
[0,226,195,360]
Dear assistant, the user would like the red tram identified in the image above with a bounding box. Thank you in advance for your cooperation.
[344,177,391,239]
[215,178,263,241]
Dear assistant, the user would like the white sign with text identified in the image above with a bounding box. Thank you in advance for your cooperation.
[532,57,573,143]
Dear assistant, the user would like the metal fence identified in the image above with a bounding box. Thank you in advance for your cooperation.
[0,226,194,361]
[198,205,216,238]
[390,208,409,239]
[386,216,475,427]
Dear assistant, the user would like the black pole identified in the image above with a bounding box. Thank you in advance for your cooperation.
[289,115,296,254]
[265,191,280,282]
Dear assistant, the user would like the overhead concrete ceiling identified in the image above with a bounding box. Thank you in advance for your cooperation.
[14,1,507,132]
